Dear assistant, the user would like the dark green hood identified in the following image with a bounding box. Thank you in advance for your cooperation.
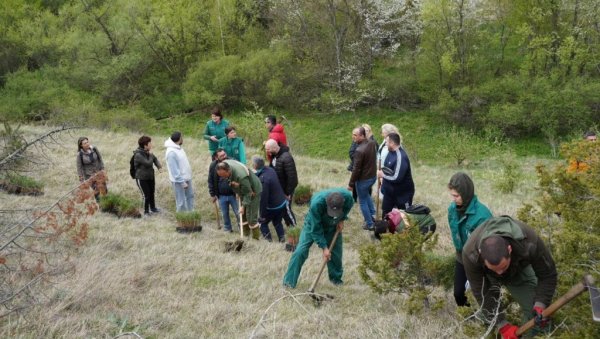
[448,172,474,213]
[476,215,525,250]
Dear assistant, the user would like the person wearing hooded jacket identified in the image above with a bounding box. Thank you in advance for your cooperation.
[462,216,557,339]
[447,172,492,307]
[134,136,162,215]
[164,131,194,212]
[265,115,287,146]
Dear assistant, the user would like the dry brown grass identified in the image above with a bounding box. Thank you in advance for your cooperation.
[0,126,556,338]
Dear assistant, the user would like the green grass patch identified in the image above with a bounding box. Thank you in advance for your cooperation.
[152,108,553,165]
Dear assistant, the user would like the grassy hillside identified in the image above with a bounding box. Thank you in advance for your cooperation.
[0,126,556,338]
[152,108,553,165]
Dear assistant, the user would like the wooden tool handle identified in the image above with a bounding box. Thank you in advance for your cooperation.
[516,275,593,336]
[308,229,341,293]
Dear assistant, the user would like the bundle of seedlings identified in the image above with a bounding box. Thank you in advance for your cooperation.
[99,193,141,218]
[175,211,202,233]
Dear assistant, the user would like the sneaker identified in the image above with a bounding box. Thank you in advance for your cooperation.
[150,208,161,213]
[362,224,374,231]
[224,228,233,233]
[144,211,152,216]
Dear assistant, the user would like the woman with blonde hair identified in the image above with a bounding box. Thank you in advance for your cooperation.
[379,124,401,164]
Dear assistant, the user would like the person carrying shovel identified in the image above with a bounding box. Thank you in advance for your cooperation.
[462,216,558,339]
[283,188,354,289]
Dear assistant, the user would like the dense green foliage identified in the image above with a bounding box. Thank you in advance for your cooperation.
[517,140,599,337]
[1,0,598,147]
[358,217,454,313]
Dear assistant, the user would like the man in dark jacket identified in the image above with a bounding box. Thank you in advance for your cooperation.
[253,156,287,242]
[462,216,557,339]
[347,126,377,230]
[265,139,298,227]
[377,133,415,218]
[208,148,239,232]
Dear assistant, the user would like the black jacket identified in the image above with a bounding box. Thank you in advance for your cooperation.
[208,159,235,197]
[270,145,298,196]
[133,148,161,180]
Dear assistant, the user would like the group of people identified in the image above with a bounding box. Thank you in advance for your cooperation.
[75,111,594,339]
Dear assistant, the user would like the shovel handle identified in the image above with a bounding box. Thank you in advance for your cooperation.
[308,228,341,293]
[213,200,221,229]
[516,274,593,336]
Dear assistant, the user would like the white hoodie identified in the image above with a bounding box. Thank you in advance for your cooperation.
[164,138,192,183]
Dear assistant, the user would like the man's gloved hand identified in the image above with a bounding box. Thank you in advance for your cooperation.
[532,305,549,328]
[499,323,519,339]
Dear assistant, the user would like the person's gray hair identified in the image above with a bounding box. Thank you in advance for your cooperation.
[252,155,265,169]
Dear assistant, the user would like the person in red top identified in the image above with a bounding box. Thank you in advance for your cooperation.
[265,115,287,146]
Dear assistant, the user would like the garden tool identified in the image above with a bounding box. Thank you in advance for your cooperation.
[213,199,221,229]
[307,228,341,306]
[237,195,245,238]
[516,274,599,336]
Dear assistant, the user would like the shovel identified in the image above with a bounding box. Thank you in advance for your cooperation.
[516,274,599,336]
[307,228,341,306]
[213,199,221,229]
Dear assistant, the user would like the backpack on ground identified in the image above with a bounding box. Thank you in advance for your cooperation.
[374,204,437,240]
[129,153,136,179]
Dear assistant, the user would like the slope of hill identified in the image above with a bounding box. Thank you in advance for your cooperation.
[0,126,550,338]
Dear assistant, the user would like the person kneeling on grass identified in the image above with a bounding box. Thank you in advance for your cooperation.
[283,188,354,288]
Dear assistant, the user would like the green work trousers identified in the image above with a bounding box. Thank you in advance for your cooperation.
[282,227,343,288]
[492,264,538,324]
[241,194,260,239]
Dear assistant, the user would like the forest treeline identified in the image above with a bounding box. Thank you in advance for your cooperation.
[1,0,599,146]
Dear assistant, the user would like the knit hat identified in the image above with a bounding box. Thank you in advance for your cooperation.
[326,192,344,218]
[171,131,182,142]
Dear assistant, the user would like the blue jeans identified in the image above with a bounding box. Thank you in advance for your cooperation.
[218,195,240,231]
[356,177,376,227]
[172,180,194,212]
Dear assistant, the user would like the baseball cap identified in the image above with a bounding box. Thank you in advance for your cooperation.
[326,192,344,218]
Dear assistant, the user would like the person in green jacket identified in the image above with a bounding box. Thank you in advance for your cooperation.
[216,159,261,239]
[218,126,246,165]
[462,216,557,339]
[203,107,230,154]
[447,172,492,307]
[283,188,354,288]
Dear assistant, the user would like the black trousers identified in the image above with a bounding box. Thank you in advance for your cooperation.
[136,179,156,213]
[283,192,297,227]
[454,260,470,307]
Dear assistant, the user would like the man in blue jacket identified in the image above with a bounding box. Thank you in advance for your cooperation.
[283,188,354,288]
[377,133,415,217]
[253,156,287,242]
